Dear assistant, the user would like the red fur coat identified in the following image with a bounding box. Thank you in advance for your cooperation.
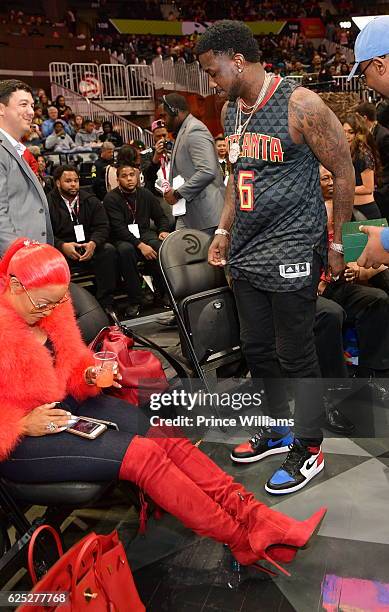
[0,297,99,460]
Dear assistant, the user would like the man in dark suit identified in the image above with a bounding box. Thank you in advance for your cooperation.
[0,79,53,254]
[357,101,389,219]
[48,164,118,317]
[104,163,170,318]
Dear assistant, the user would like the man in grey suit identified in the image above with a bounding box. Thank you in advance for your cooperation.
[0,79,53,254]
[161,93,225,233]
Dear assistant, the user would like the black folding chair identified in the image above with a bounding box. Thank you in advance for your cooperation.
[159,229,245,391]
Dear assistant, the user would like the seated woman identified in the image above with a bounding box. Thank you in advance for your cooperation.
[0,238,326,576]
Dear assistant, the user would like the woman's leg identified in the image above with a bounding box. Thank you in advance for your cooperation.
[65,394,150,437]
[119,436,327,572]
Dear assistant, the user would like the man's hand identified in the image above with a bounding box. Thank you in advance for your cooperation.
[328,249,345,279]
[208,235,229,267]
[344,262,360,283]
[158,232,169,241]
[153,138,165,163]
[78,241,96,262]
[357,226,389,268]
[138,242,158,260]
[164,189,178,206]
[61,242,81,260]
[20,403,72,437]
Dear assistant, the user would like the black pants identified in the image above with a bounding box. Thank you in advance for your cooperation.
[68,243,117,307]
[233,256,323,440]
[323,281,389,371]
[0,395,150,483]
[116,234,164,304]
[354,202,382,220]
[315,297,348,379]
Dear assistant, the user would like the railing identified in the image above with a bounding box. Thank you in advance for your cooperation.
[50,83,154,147]
[51,59,377,118]
[288,74,378,102]
[49,62,154,102]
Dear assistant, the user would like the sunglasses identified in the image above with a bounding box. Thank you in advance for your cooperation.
[11,275,70,312]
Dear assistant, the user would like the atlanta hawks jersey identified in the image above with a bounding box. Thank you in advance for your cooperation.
[224,77,327,292]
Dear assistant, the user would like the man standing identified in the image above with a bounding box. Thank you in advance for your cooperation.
[48,165,117,318]
[215,135,229,185]
[197,21,354,494]
[142,119,172,195]
[0,79,53,254]
[347,16,389,268]
[161,93,225,233]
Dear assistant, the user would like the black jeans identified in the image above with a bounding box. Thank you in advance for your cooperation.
[116,233,165,304]
[0,395,149,483]
[233,254,324,440]
[323,281,389,372]
[315,296,348,379]
[67,243,117,307]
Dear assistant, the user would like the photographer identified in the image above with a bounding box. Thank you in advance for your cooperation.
[48,165,118,318]
[142,119,173,195]
[45,121,75,152]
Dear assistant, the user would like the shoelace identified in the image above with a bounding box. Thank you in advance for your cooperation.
[278,442,308,476]
[249,428,266,448]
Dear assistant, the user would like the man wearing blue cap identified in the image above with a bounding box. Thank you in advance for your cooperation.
[349,16,389,267]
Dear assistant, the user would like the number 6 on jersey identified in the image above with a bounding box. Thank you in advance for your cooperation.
[237,170,254,211]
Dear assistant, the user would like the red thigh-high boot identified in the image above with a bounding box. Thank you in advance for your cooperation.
[149,437,326,567]
[119,436,326,576]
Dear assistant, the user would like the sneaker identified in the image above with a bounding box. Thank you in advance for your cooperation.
[230,428,294,464]
[265,439,324,495]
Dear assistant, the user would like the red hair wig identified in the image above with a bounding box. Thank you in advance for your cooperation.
[0,238,70,291]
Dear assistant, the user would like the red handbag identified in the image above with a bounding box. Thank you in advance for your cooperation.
[17,525,145,612]
[90,326,169,406]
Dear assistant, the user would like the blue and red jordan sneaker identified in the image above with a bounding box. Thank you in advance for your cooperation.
[265,439,324,495]
[231,428,294,463]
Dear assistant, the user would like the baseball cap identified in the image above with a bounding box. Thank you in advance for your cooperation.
[348,15,389,80]
[151,119,166,131]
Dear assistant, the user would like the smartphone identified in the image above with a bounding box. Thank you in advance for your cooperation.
[67,418,107,439]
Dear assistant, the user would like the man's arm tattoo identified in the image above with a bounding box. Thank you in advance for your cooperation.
[289,89,355,241]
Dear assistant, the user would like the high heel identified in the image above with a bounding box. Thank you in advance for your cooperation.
[231,506,327,575]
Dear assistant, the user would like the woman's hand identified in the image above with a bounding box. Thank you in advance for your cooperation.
[84,365,122,389]
[344,262,360,283]
[20,403,72,437]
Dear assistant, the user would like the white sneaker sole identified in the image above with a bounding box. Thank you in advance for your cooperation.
[264,460,325,495]
[230,445,290,464]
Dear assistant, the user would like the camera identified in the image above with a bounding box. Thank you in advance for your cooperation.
[164,140,173,152]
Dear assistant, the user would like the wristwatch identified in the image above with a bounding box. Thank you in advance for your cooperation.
[173,190,183,201]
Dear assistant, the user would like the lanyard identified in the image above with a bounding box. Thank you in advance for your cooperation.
[120,188,137,222]
[64,195,80,224]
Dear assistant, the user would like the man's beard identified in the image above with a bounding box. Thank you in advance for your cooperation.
[227,83,241,102]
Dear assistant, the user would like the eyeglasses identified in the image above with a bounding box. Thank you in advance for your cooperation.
[357,59,374,86]
[11,275,70,312]
[357,55,387,87]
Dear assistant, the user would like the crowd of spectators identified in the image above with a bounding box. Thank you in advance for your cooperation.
[0,9,84,39]
[23,90,123,155]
